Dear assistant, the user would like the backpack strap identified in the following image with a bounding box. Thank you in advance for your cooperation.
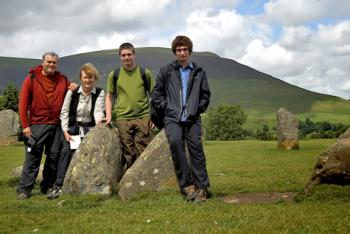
[139,67,151,97]
[112,68,121,99]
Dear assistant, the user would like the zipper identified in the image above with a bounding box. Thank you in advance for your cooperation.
[178,88,183,121]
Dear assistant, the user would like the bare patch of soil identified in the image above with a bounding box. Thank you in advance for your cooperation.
[222,192,295,204]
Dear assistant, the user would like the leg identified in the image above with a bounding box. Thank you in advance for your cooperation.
[185,120,210,189]
[17,124,51,195]
[164,121,192,188]
[117,119,136,168]
[41,125,62,192]
[17,147,44,195]
[54,139,73,187]
[134,117,152,157]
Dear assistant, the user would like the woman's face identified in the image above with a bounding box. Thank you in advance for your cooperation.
[80,70,96,91]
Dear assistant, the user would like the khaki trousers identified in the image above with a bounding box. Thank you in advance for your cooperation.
[116,117,152,168]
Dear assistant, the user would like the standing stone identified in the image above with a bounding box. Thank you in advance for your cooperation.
[304,128,350,194]
[0,109,19,139]
[63,125,123,195]
[118,129,177,202]
[276,107,299,150]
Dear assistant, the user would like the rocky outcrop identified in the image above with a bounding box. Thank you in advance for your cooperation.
[276,107,299,150]
[63,125,123,195]
[118,129,177,202]
[0,109,19,139]
[304,128,350,194]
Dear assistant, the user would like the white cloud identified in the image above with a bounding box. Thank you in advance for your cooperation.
[264,0,350,25]
[182,9,249,57]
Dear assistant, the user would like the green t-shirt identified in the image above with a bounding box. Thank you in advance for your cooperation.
[106,66,154,120]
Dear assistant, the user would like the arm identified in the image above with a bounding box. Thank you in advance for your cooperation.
[94,89,105,124]
[19,76,32,137]
[105,93,113,125]
[65,78,78,91]
[150,67,167,111]
[104,71,115,125]
[197,70,211,114]
[60,90,73,141]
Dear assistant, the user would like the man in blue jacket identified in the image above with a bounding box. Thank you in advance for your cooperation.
[151,35,211,202]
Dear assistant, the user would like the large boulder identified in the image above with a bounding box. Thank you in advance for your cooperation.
[304,128,350,194]
[63,125,123,195]
[276,107,299,150]
[11,164,44,182]
[0,109,19,139]
[118,129,177,202]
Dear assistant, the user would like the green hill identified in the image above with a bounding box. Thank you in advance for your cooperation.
[1,47,350,121]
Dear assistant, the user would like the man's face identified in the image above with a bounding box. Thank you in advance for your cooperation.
[42,55,58,76]
[175,46,190,65]
[120,49,135,69]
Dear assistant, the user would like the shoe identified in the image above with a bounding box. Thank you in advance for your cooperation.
[17,192,30,200]
[47,186,62,199]
[182,185,197,202]
[194,188,208,203]
[40,186,53,194]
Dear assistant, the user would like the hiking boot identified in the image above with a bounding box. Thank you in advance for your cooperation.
[47,186,62,199]
[40,186,53,195]
[17,192,30,200]
[182,185,197,201]
[194,188,208,203]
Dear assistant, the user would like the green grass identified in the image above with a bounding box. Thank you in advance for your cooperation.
[1,140,350,233]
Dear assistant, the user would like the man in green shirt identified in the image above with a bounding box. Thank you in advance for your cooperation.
[105,42,154,169]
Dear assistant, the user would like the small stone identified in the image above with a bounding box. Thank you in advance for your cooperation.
[153,168,159,174]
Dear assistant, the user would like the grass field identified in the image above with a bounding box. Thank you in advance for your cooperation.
[1,140,350,233]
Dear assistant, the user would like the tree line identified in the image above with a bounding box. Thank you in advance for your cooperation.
[203,104,349,141]
[1,85,348,140]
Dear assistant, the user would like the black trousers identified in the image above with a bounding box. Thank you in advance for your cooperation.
[164,119,210,189]
[54,139,75,187]
[17,124,62,194]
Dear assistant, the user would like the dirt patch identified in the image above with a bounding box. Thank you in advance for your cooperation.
[222,192,296,204]
[0,138,19,146]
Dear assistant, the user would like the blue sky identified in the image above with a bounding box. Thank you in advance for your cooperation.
[0,0,349,99]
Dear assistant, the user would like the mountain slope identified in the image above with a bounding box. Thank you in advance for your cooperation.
[0,47,349,114]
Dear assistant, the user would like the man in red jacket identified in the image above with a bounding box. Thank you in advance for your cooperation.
[17,52,76,199]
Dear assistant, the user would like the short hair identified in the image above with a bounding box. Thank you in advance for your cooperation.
[42,52,59,60]
[171,35,193,54]
[79,63,99,80]
[118,42,135,55]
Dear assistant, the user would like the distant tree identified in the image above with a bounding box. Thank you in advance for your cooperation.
[256,124,275,141]
[0,95,4,110]
[205,104,247,140]
[1,84,19,112]
[299,117,349,139]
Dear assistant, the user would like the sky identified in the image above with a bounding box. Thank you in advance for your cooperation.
[0,0,349,99]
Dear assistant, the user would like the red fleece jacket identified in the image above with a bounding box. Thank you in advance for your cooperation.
[19,65,70,128]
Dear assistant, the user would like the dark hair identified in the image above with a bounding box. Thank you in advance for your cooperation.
[119,42,135,55]
[42,52,59,60]
[171,35,193,55]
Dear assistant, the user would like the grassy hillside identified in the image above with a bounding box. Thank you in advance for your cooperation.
[1,48,349,117]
